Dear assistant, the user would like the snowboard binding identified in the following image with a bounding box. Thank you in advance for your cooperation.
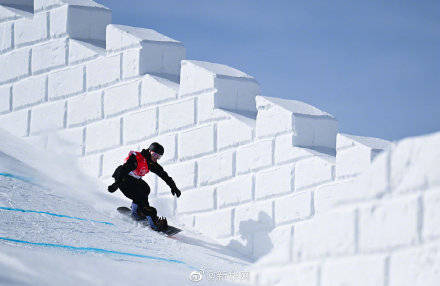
[146,215,168,232]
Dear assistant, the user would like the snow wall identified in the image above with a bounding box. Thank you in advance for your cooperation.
[0,1,439,285]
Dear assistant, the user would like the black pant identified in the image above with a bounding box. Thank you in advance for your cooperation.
[118,175,157,218]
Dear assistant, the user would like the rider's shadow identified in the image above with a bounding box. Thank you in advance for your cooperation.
[174,211,275,263]
[227,211,274,261]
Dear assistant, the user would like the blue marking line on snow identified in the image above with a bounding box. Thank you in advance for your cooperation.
[0,237,198,270]
[0,172,34,184]
[0,206,114,226]
[0,172,113,225]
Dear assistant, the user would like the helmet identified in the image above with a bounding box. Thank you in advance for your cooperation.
[148,142,164,156]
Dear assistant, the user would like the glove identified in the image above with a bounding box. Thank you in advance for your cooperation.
[108,183,118,193]
[171,187,181,198]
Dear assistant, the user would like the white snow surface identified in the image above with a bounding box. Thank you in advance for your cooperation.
[0,128,249,285]
[109,24,182,44]
[184,60,254,79]
[339,133,391,150]
[61,0,109,9]
[257,96,335,118]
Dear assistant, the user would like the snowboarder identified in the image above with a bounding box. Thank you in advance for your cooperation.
[107,142,181,231]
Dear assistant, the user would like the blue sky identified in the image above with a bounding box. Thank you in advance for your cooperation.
[96,0,439,141]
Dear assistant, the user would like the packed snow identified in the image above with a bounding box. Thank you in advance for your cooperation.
[0,128,250,285]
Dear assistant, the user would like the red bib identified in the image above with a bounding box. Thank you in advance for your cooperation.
[125,151,149,177]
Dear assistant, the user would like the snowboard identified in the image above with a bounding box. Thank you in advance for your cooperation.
[117,206,182,236]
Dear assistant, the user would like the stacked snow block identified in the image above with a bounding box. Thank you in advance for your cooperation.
[179,60,259,115]
[255,132,440,286]
[0,0,185,152]
[106,25,185,79]
[336,133,391,179]
[256,96,338,150]
[174,81,338,258]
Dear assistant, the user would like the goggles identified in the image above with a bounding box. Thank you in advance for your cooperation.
[151,151,162,160]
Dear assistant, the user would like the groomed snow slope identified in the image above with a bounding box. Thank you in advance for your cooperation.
[0,128,249,285]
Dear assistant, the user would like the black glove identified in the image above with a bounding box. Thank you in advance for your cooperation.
[108,182,119,193]
[171,187,181,198]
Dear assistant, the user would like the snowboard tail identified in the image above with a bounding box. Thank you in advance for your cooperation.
[117,207,182,236]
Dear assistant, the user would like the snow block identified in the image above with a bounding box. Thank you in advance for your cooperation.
[196,92,230,123]
[103,80,139,116]
[336,133,390,178]
[0,85,10,113]
[0,109,28,137]
[48,1,111,42]
[141,74,178,105]
[67,90,101,126]
[0,5,26,23]
[294,155,334,190]
[359,197,419,252]
[30,101,65,134]
[217,112,254,151]
[158,98,195,133]
[48,65,84,99]
[423,188,440,240]
[292,209,356,261]
[314,179,357,214]
[197,149,234,186]
[390,132,440,193]
[179,60,259,115]
[256,96,338,150]
[236,139,273,174]
[274,134,321,164]
[257,224,293,265]
[389,243,440,286]
[68,39,102,65]
[274,190,312,225]
[322,255,386,286]
[177,186,215,214]
[234,200,273,234]
[107,25,185,77]
[178,124,215,160]
[85,118,120,153]
[69,5,110,41]
[23,134,47,148]
[123,107,157,144]
[194,208,233,238]
[46,127,84,155]
[315,149,389,214]
[0,48,30,84]
[14,11,47,47]
[0,22,12,52]
[12,74,46,109]
[216,174,253,208]
[86,54,120,89]
[31,39,67,74]
[157,160,196,193]
[255,164,294,200]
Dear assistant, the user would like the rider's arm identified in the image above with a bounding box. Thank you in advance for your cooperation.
[150,163,177,190]
[112,154,137,182]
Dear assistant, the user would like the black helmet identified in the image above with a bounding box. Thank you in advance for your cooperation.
[148,142,164,155]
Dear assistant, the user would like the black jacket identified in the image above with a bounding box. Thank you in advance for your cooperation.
[112,149,178,190]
